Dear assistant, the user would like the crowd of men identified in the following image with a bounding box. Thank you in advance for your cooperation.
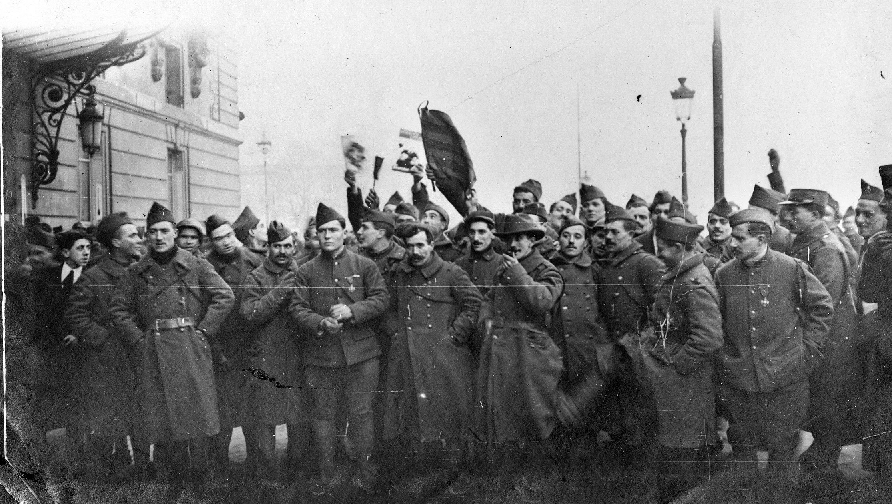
[9,160,891,503]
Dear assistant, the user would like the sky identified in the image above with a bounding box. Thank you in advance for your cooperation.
[7,0,892,228]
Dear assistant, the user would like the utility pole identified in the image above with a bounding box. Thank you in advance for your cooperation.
[713,8,725,200]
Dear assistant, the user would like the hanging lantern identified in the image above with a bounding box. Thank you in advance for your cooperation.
[78,98,104,157]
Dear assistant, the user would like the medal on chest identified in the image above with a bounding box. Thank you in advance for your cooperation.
[758,284,770,307]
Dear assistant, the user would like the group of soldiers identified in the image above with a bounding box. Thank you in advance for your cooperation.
[13,160,891,502]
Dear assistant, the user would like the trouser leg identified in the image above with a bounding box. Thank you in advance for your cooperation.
[287,422,318,475]
[306,366,340,481]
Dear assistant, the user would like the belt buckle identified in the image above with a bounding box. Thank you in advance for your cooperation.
[178,317,186,327]
[154,319,161,331]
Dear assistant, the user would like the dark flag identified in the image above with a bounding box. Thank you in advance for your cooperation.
[418,103,476,217]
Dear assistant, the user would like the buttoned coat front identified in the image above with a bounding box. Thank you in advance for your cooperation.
[714,248,833,393]
[65,256,139,436]
[455,247,503,298]
[289,248,389,368]
[477,251,564,442]
[110,249,234,442]
[382,253,482,442]
[596,241,666,341]
[240,258,308,426]
[549,252,610,386]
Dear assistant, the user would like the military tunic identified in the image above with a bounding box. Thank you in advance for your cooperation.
[110,249,234,442]
[477,251,564,442]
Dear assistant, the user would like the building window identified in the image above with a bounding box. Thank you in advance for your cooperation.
[165,45,184,107]
[168,148,187,219]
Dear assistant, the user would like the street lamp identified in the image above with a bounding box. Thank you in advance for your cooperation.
[257,133,272,221]
[670,77,695,206]
[78,98,104,157]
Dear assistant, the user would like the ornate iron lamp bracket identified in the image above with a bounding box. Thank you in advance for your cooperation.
[29,41,147,208]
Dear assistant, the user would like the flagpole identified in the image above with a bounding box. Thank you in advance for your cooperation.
[577,82,582,186]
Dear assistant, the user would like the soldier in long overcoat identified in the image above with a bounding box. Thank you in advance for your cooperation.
[65,213,148,478]
[477,214,564,446]
[594,204,665,452]
[650,218,723,503]
[548,216,610,428]
[110,202,234,490]
[203,214,264,475]
[779,189,859,470]
[240,222,313,477]
[382,223,481,463]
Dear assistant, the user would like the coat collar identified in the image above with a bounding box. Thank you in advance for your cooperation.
[133,248,195,275]
[791,220,831,252]
[519,250,547,272]
[551,250,592,268]
[470,246,497,261]
[367,241,405,261]
[608,240,643,266]
[398,252,445,278]
[660,252,703,283]
[263,256,297,275]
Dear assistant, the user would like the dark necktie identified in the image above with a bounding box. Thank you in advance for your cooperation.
[62,270,74,293]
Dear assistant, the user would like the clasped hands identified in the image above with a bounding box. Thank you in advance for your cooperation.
[320,304,353,334]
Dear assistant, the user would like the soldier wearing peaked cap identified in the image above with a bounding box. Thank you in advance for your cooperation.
[855,179,888,252]
[779,189,860,472]
[626,194,651,237]
[240,221,316,478]
[579,183,607,230]
[203,212,264,476]
[421,202,462,262]
[380,221,482,470]
[65,212,148,479]
[289,203,389,490]
[699,197,735,267]
[714,207,833,494]
[512,179,543,213]
[109,202,235,493]
[548,215,612,434]
[455,211,504,299]
[233,206,267,256]
[748,185,793,254]
[594,204,666,455]
[635,191,675,254]
[476,213,565,445]
[859,164,892,478]
[647,217,723,502]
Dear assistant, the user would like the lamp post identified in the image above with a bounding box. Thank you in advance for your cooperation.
[671,77,695,206]
[257,133,272,221]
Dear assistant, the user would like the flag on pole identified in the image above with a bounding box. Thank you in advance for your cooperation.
[418,103,476,216]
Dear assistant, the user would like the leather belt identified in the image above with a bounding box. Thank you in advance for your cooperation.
[153,317,195,330]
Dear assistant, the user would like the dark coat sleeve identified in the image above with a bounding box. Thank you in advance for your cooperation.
[195,258,236,337]
[446,266,483,345]
[672,280,723,374]
[65,273,109,348]
[109,269,145,346]
[347,186,365,232]
[810,244,848,306]
[797,260,835,350]
[347,260,390,324]
[289,265,327,334]
[240,270,293,325]
[637,254,667,307]
[412,182,430,215]
[501,261,563,315]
